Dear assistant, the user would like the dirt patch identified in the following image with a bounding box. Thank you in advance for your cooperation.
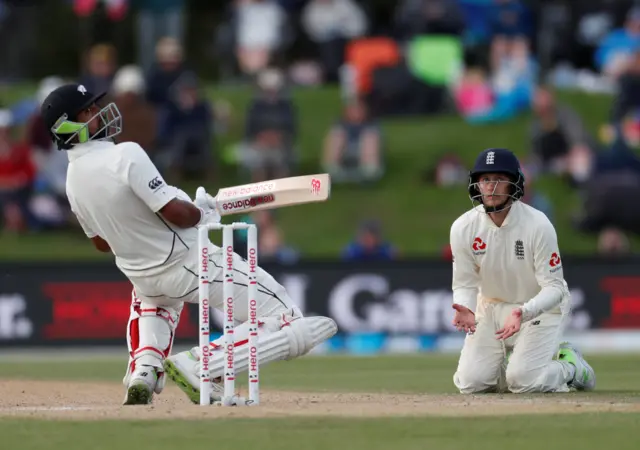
[0,380,638,420]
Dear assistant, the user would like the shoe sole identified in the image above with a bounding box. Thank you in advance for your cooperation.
[123,383,153,405]
[164,359,203,405]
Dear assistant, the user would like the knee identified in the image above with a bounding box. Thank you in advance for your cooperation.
[506,364,543,393]
[454,368,500,394]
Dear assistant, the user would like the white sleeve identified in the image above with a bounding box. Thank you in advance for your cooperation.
[74,210,97,238]
[521,221,566,321]
[450,219,479,313]
[124,143,177,213]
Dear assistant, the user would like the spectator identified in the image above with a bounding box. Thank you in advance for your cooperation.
[591,116,640,177]
[112,65,158,154]
[25,76,71,229]
[394,0,465,41]
[156,72,215,184]
[467,38,536,124]
[490,0,533,72]
[608,50,640,127]
[145,37,188,108]
[254,210,299,264]
[235,0,287,76]
[0,109,37,233]
[241,68,297,181]
[0,0,38,81]
[453,67,494,117]
[78,43,118,97]
[574,170,640,236]
[301,0,368,82]
[530,85,597,184]
[598,227,630,255]
[594,6,640,79]
[135,0,186,72]
[342,220,397,261]
[322,98,383,184]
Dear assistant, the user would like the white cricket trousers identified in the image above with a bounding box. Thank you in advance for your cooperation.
[453,301,573,394]
[122,241,297,377]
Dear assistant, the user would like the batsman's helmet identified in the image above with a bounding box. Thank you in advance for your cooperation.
[468,148,525,212]
[41,83,122,150]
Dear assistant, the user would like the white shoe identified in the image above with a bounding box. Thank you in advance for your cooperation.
[164,348,227,405]
[557,342,596,391]
[123,365,159,405]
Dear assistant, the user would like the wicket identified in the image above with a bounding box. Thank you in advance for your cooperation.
[198,222,260,406]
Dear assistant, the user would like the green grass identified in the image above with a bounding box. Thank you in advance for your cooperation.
[2,415,640,450]
[0,84,633,259]
[1,353,639,395]
[1,354,640,449]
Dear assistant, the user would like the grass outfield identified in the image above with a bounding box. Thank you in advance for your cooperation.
[0,354,640,450]
[0,85,633,259]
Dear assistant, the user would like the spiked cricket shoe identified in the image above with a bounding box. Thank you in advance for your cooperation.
[123,366,158,405]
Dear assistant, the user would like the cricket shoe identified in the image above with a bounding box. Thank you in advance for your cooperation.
[556,342,596,391]
[123,365,162,405]
[164,348,226,405]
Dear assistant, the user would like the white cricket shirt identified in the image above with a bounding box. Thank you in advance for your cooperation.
[450,201,570,321]
[65,140,197,277]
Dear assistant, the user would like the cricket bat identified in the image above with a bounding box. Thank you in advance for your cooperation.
[212,173,331,216]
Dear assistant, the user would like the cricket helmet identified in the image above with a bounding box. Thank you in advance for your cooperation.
[41,83,122,150]
[468,148,525,213]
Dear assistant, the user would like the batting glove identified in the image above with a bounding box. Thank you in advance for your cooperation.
[195,187,221,226]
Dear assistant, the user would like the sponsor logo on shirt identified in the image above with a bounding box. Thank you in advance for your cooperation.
[148,176,164,191]
[549,252,562,272]
[472,237,486,255]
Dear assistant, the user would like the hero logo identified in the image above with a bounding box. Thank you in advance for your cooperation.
[201,247,209,273]
[221,194,275,212]
[249,299,257,324]
[310,178,322,194]
[226,297,234,325]
[201,298,209,327]
[248,248,257,273]
[275,274,590,333]
[226,343,234,370]
[549,252,562,272]
[201,344,210,378]
[0,294,33,339]
[249,346,258,373]
[226,246,233,271]
[472,237,486,254]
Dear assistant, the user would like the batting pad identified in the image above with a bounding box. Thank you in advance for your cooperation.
[169,316,337,388]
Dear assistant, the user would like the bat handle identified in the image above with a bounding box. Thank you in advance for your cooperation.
[208,194,223,215]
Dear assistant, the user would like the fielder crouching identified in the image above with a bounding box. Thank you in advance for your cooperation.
[40,83,337,406]
[450,148,595,394]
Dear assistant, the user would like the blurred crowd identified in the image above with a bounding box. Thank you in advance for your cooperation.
[2,0,640,261]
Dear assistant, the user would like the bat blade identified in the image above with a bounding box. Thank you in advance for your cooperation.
[214,173,331,216]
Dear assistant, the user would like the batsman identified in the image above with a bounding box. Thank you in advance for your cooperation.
[41,84,337,405]
[450,148,596,394]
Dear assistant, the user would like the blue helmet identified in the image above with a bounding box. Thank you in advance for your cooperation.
[468,148,525,212]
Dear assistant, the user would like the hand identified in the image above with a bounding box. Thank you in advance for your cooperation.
[195,186,219,210]
[195,187,221,226]
[452,304,476,333]
[496,307,522,340]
